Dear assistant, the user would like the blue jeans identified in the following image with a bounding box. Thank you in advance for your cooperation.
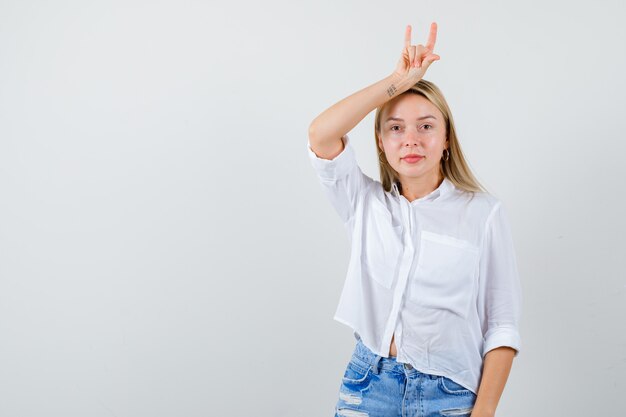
[334,339,477,417]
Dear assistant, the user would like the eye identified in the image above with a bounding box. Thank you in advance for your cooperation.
[390,125,401,131]
[422,124,433,130]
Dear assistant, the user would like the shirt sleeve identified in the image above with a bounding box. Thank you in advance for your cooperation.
[477,201,523,358]
[307,135,374,224]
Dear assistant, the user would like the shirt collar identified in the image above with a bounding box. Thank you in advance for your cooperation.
[391,177,454,201]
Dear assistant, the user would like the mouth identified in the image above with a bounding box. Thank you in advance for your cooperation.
[402,155,424,163]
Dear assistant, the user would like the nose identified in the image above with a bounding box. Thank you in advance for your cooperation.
[403,128,420,147]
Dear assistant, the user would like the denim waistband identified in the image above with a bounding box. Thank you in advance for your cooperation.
[351,337,438,379]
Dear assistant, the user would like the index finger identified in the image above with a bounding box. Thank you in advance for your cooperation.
[425,22,438,51]
[404,25,412,49]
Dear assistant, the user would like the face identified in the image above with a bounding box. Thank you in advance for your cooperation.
[378,94,448,184]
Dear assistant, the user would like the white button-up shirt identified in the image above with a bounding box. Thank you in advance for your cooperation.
[307,135,522,394]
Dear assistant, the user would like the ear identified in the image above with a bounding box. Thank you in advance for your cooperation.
[377,135,384,152]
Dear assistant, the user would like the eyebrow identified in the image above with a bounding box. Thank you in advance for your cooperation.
[385,115,437,122]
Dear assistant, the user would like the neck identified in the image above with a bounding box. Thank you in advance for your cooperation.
[400,173,444,202]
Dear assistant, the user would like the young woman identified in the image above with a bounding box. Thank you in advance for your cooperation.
[307,23,522,417]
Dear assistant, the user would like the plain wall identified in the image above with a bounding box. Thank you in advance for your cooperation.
[0,0,624,416]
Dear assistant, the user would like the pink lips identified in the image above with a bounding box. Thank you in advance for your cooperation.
[402,154,424,163]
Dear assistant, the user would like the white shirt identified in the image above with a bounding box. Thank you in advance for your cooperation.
[307,135,522,395]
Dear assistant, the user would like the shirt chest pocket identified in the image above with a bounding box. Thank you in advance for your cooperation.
[410,231,479,318]
[360,203,404,289]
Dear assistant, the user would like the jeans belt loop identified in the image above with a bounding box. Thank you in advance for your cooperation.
[371,355,382,375]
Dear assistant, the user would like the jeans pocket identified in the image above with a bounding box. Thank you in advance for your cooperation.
[341,359,372,385]
[437,376,474,396]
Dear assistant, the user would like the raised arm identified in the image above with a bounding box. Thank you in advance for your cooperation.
[308,23,441,160]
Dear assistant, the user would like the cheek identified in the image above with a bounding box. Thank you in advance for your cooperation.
[424,137,446,152]
[385,146,403,161]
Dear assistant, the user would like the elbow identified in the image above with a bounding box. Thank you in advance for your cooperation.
[482,324,521,359]
[308,120,320,145]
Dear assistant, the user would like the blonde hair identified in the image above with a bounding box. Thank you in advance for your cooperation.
[374,79,486,195]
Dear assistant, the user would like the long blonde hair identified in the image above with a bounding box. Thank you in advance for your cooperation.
[374,79,486,195]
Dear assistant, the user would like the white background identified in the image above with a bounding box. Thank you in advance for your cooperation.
[1,1,624,416]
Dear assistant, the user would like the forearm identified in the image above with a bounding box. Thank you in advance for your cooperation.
[472,347,516,417]
[308,72,412,145]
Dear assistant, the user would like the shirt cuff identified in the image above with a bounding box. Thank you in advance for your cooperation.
[482,325,521,358]
[307,135,357,181]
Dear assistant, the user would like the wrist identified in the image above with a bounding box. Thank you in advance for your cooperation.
[388,72,414,96]
[470,403,496,417]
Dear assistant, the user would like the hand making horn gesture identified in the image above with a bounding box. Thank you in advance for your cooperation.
[393,22,441,84]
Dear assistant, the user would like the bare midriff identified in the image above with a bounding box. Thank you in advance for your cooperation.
[388,333,398,357]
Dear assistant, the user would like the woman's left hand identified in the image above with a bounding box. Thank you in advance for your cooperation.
[392,22,441,85]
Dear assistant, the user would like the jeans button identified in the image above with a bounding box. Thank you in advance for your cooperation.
[404,363,413,369]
